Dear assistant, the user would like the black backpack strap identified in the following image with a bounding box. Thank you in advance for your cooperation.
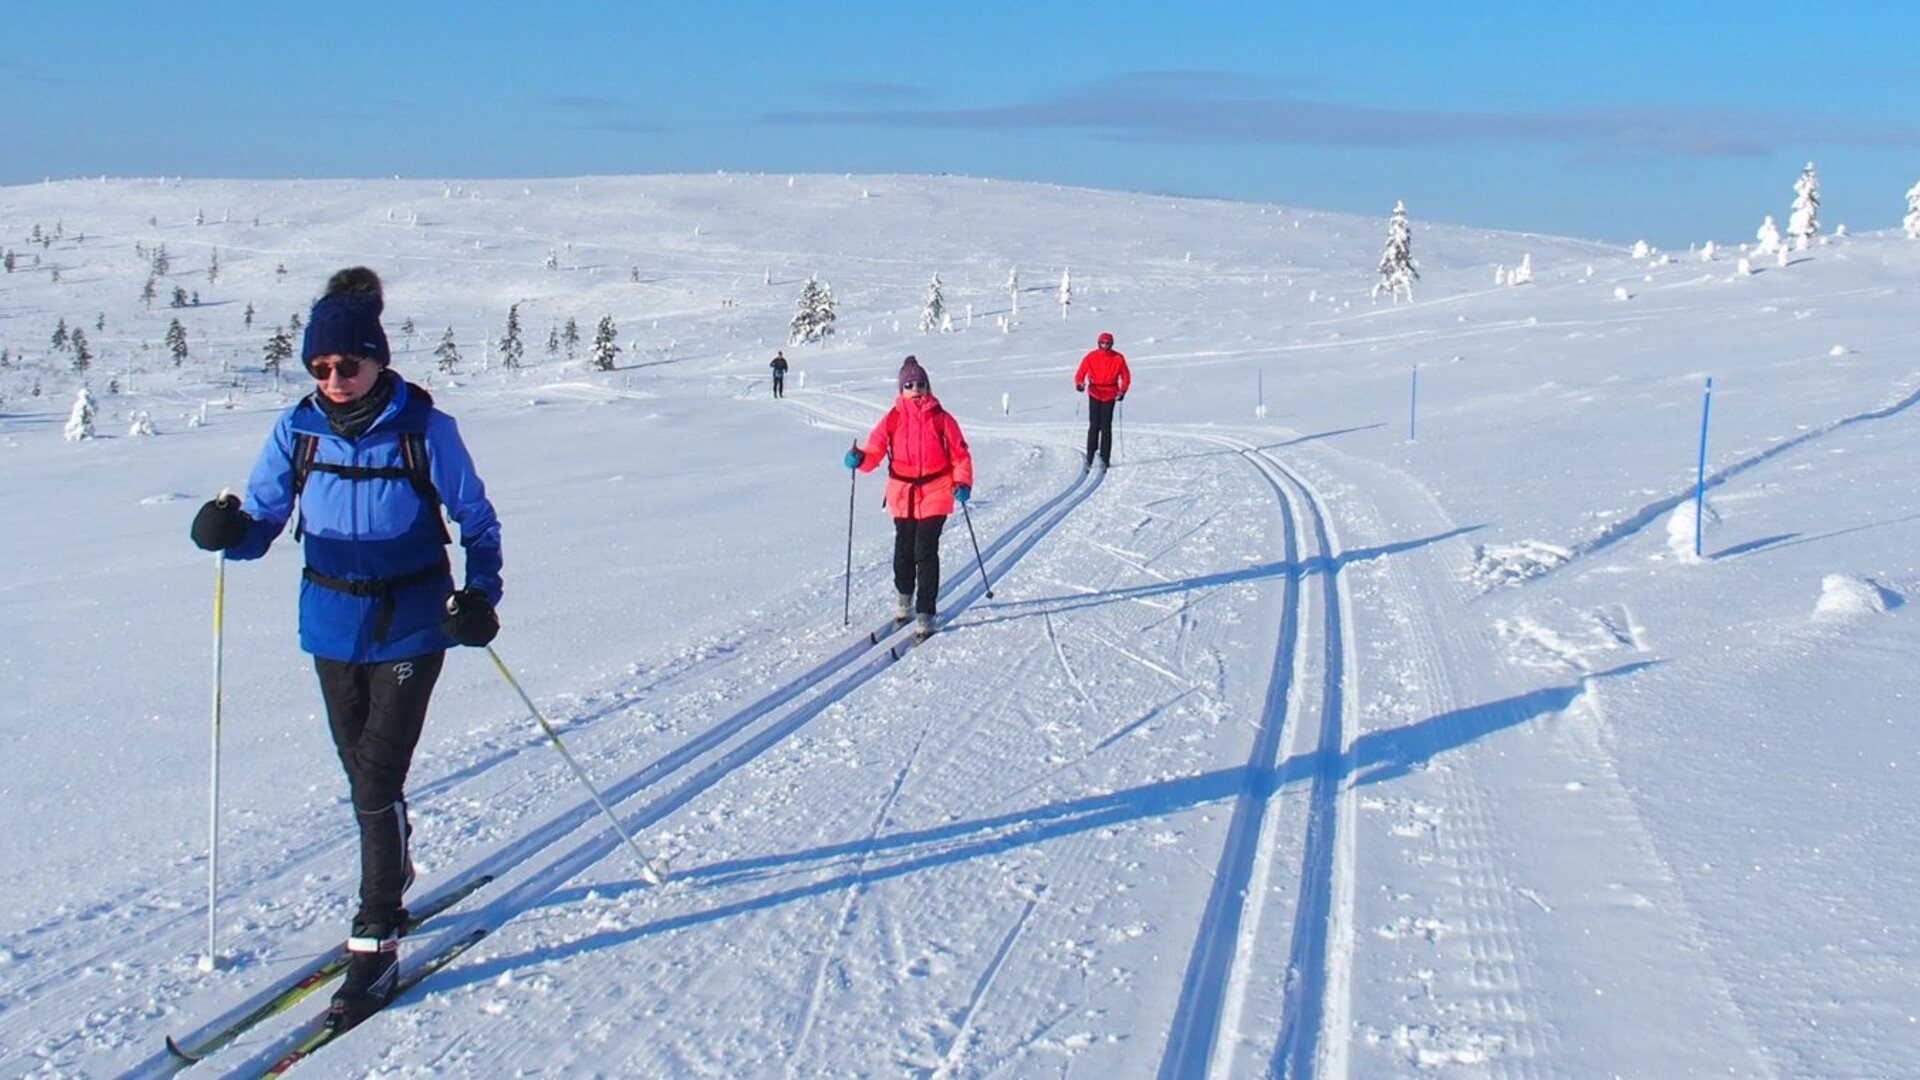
[291,432,320,497]
[289,429,449,544]
[398,432,451,543]
[291,432,320,540]
[303,554,453,643]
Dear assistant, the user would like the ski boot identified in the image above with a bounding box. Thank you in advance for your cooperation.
[327,921,400,1031]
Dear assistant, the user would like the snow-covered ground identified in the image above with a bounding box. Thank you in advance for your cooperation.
[2,174,1917,1077]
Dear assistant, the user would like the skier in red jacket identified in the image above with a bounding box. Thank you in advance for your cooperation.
[1074,331,1131,471]
[844,356,975,639]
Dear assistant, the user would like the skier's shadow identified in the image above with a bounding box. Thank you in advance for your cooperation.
[956,523,1483,630]
[438,660,1654,985]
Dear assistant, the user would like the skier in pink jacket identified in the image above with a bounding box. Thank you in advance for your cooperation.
[844,356,975,638]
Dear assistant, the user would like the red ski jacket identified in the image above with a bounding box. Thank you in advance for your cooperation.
[1074,347,1131,403]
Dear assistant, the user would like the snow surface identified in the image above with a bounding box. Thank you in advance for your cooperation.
[2,174,1918,1078]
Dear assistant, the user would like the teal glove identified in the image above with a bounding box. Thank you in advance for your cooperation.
[844,448,863,469]
[954,484,971,504]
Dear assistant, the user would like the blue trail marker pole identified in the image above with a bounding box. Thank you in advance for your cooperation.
[1694,377,1713,558]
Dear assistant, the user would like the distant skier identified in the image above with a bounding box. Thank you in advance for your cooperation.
[769,350,789,398]
[844,356,975,639]
[1074,331,1131,471]
[188,267,504,1030]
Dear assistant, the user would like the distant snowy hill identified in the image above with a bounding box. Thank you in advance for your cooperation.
[2,174,1916,1078]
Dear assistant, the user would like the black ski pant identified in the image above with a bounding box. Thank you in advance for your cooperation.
[315,651,444,927]
[892,515,946,615]
[1085,397,1116,466]
[772,374,785,398]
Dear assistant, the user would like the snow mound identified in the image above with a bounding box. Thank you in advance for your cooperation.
[1664,498,1719,562]
[1812,574,1903,621]
[1470,541,1570,590]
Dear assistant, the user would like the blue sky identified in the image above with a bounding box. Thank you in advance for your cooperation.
[7,2,1916,246]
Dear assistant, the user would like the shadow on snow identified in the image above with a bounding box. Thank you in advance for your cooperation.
[437,660,1655,991]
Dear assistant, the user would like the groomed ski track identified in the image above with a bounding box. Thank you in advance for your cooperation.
[131,401,1367,1079]
[139,399,1108,1076]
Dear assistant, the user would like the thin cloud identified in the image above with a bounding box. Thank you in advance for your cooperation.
[542,95,669,134]
[767,72,1920,160]
[818,80,931,103]
[543,95,635,113]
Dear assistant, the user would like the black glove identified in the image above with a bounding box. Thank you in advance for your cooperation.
[442,588,499,647]
[191,494,251,551]
[1117,393,1125,402]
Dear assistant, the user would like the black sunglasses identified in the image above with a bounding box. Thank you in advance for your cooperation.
[307,357,366,380]
[902,380,928,391]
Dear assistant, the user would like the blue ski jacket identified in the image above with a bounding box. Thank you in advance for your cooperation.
[225,378,502,662]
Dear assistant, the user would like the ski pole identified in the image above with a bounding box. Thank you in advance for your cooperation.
[1116,398,1124,466]
[959,501,994,599]
[201,540,227,973]
[844,446,858,626]
[476,634,667,886]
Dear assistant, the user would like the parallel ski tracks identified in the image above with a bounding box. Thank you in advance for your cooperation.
[1155,434,1354,1080]
[156,462,1102,1076]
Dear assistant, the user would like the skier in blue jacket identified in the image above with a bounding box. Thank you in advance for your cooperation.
[190,266,502,1028]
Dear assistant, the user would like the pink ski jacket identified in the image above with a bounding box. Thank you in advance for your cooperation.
[851,392,974,520]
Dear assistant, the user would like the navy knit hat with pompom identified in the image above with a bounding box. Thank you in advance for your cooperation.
[301,266,392,366]
[898,355,929,391]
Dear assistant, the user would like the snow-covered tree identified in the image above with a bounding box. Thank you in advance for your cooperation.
[262,325,294,376]
[166,318,188,365]
[1373,199,1419,303]
[70,329,91,373]
[140,276,157,310]
[1788,162,1820,251]
[1904,180,1920,239]
[563,317,581,359]
[435,327,462,374]
[589,315,620,370]
[500,303,525,369]
[918,274,945,334]
[1007,266,1019,317]
[1755,214,1783,255]
[1510,253,1533,285]
[243,302,255,329]
[1057,269,1072,316]
[51,317,69,353]
[64,387,96,441]
[127,410,157,437]
[206,248,220,285]
[788,274,837,345]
